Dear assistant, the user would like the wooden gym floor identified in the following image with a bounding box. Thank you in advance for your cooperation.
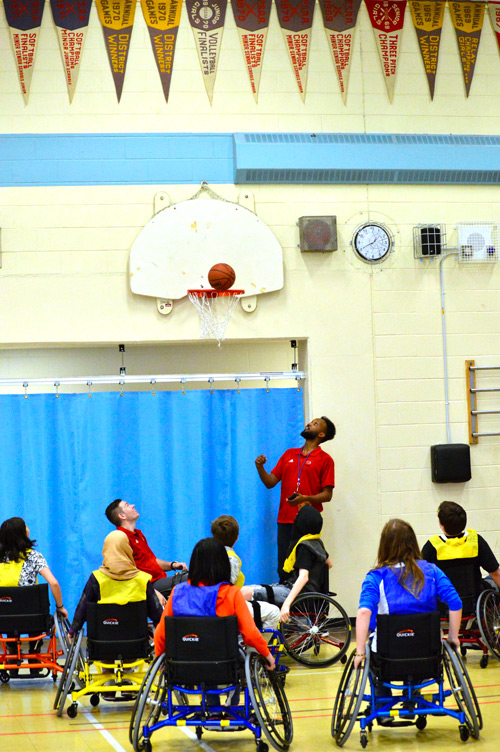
[1,651,499,752]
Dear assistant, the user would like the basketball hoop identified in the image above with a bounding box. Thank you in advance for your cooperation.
[188,289,244,345]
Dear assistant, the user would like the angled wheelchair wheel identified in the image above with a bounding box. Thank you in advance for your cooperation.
[477,588,500,661]
[281,593,351,667]
[54,611,71,659]
[443,642,480,739]
[331,648,370,747]
[54,631,84,716]
[245,652,293,751]
[131,653,167,752]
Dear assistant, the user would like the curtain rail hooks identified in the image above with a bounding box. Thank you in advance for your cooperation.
[235,377,241,394]
[265,376,270,393]
[23,382,28,399]
[295,375,302,392]
[54,381,60,398]
[208,377,214,395]
[87,380,93,398]
[150,378,156,396]
[119,379,125,397]
[180,377,186,396]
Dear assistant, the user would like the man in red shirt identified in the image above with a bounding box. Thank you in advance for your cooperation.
[255,416,335,581]
[105,499,188,597]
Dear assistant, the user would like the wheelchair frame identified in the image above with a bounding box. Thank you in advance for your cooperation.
[332,639,481,748]
[0,585,66,684]
[280,590,351,667]
[129,618,293,752]
[477,587,500,662]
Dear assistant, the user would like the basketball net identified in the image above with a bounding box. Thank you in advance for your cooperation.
[188,290,244,345]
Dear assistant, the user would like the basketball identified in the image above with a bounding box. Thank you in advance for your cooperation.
[208,263,236,291]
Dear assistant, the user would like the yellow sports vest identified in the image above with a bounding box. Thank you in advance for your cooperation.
[429,529,479,561]
[283,534,322,573]
[227,548,245,589]
[0,551,33,587]
[93,570,151,604]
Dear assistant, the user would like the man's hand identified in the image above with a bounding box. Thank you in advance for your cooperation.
[265,653,276,671]
[173,561,188,573]
[353,653,365,670]
[155,589,167,608]
[255,455,267,467]
[287,493,308,507]
[280,599,293,623]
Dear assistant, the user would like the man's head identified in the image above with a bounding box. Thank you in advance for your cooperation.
[211,515,239,547]
[105,498,140,528]
[438,501,467,536]
[300,416,336,444]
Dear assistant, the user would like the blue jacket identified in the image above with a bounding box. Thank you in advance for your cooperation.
[359,560,462,632]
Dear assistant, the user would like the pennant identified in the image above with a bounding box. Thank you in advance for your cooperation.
[186,0,228,104]
[449,0,486,96]
[95,0,137,102]
[318,0,362,104]
[409,1,445,99]
[231,0,272,101]
[50,0,92,103]
[275,0,315,101]
[3,0,44,104]
[365,0,407,102]
[141,0,182,102]
[488,0,500,58]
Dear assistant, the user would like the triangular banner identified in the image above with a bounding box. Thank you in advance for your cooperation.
[365,0,407,102]
[50,0,92,103]
[95,0,137,102]
[141,0,182,102]
[318,0,362,104]
[3,0,45,104]
[275,0,315,101]
[488,0,500,57]
[231,0,272,101]
[409,1,445,99]
[449,0,486,96]
[186,0,228,104]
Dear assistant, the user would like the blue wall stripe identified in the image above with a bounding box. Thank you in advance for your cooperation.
[1,132,500,186]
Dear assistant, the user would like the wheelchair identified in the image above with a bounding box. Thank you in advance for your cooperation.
[129,615,293,752]
[54,600,154,717]
[279,567,351,667]
[331,611,481,748]
[477,586,500,663]
[0,583,65,683]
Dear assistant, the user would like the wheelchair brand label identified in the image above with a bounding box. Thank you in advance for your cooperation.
[182,633,199,642]
[0,596,12,603]
[103,618,119,625]
[396,629,415,637]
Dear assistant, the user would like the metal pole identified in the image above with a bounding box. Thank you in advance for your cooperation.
[440,252,459,443]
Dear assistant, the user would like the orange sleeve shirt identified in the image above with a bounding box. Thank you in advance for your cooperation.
[154,583,270,658]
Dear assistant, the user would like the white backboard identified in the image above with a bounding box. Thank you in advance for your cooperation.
[130,198,283,300]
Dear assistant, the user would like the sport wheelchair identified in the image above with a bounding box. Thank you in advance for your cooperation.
[54,600,154,717]
[0,584,65,682]
[332,611,481,748]
[279,567,351,667]
[129,615,293,752]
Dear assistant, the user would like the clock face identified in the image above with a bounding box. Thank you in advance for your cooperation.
[352,222,392,264]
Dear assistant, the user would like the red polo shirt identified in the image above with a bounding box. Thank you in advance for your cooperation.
[117,526,165,582]
[272,446,335,524]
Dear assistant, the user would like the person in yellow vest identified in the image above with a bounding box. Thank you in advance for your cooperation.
[0,516,68,676]
[211,515,281,629]
[69,530,163,637]
[422,501,500,603]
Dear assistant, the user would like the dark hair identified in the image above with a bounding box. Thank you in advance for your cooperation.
[438,501,467,536]
[105,499,123,526]
[188,537,231,587]
[211,515,239,547]
[376,519,424,597]
[0,517,36,563]
[320,416,336,443]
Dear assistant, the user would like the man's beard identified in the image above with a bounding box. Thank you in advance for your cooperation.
[300,428,316,440]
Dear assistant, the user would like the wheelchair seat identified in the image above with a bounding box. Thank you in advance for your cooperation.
[129,615,293,752]
[332,611,482,747]
[0,583,64,682]
[55,600,153,718]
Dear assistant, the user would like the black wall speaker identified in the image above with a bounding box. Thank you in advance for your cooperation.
[430,444,471,483]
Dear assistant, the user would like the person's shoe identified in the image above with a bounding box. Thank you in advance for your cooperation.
[377,716,394,727]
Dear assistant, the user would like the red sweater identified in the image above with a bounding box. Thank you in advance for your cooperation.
[154,583,270,658]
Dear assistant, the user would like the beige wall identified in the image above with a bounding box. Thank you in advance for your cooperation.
[1,5,500,613]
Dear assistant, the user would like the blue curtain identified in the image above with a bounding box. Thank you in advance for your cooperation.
[0,388,303,617]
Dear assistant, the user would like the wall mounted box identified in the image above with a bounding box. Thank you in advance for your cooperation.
[430,444,471,483]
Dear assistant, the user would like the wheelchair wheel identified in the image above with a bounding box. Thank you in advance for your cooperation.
[477,588,500,661]
[442,642,480,739]
[281,593,351,667]
[54,611,71,659]
[54,631,84,716]
[131,653,167,752]
[245,652,293,751]
[331,648,370,747]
